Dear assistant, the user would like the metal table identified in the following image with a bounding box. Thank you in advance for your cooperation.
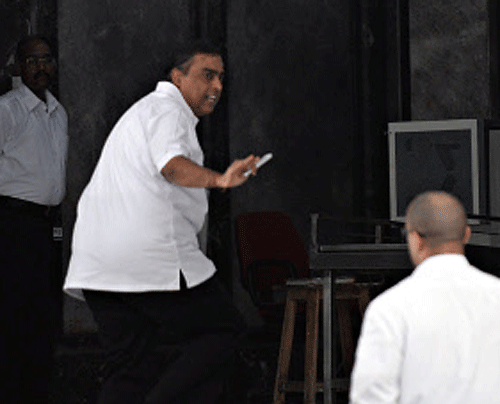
[309,214,413,404]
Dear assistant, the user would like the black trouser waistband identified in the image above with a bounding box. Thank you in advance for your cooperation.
[0,195,60,219]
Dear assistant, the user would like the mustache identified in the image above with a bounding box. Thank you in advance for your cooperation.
[34,72,51,80]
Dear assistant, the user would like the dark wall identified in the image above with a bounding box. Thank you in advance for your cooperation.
[0,0,24,94]
[0,0,58,95]
[410,0,491,119]
[225,1,371,322]
[227,0,361,245]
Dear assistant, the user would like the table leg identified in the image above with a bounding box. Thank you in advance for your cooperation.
[323,273,333,404]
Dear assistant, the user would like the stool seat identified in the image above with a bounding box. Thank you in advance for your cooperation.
[273,278,370,404]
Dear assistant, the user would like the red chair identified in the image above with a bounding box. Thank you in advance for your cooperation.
[236,211,310,319]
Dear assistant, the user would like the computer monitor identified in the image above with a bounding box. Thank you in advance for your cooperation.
[388,119,487,222]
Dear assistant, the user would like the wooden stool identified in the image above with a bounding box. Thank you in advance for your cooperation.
[273,278,370,404]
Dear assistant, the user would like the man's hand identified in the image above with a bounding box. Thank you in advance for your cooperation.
[215,155,260,189]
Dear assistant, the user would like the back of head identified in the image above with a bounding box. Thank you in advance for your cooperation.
[165,38,224,81]
[405,191,468,249]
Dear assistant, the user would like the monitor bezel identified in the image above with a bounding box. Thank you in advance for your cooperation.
[388,119,479,222]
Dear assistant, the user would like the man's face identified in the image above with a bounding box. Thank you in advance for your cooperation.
[173,53,224,117]
[18,39,56,97]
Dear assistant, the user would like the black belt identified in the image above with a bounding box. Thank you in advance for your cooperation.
[0,195,59,219]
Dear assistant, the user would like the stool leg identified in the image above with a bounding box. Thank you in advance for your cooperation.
[274,292,298,404]
[358,288,370,315]
[336,300,355,376]
[304,289,320,404]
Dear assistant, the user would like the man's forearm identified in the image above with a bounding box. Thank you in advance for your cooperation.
[161,155,223,188]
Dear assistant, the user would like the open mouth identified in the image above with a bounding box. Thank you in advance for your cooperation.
[207,95,218,103]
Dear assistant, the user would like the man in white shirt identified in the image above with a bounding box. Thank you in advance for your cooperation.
[349,191,500,404]
[0,35,68,404]
[63,39,260,404]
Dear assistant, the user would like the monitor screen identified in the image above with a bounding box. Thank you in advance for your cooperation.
[388,119,480,222]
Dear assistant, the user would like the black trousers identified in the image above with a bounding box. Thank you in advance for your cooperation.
[84,274,246,404]
[0,203,59,404]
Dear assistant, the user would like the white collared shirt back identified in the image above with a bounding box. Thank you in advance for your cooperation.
[350,254,500,404]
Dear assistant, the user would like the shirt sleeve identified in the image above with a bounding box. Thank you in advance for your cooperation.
[349,298,405,404]
[146,109,191,172]
[0,102,15,150]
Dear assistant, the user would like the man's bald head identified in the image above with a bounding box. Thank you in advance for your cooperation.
[405,191,468,248]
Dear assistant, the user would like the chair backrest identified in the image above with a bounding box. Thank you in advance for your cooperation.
[236,211,309,308]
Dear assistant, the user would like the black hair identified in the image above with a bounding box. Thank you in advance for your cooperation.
[15,35,53,63]
[165,38,224,81]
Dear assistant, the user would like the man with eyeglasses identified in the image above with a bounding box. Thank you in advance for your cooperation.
[350,191,500,404]
[0,35,67,403]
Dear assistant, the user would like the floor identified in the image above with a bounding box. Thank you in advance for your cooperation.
[49,334,102,404]
[48,331,350,404]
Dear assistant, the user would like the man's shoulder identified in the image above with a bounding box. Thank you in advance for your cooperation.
[126,93,183,124]
[0,86,23,104]
[129,87,189,123]
[0,87,28,119]
[132,83,177,107]
[368,275,416,313]
[465,262,500,290]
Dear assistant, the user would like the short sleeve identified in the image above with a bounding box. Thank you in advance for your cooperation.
[0,102,15,149]
[146,109,191,172]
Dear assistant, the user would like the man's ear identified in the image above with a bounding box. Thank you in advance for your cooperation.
[170,68,183,87]
[463,225,472,244]
[414,231,426,253]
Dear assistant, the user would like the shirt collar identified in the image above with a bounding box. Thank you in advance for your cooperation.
[412,254,470,279]
[155,81,199,126]
[19,82,59,114]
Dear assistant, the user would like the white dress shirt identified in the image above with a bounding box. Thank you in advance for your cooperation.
[0,83,68,205]
[64,82,216,300]
[350,254,500,404]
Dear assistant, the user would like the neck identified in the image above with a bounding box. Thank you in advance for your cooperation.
[413,241,465,267]
[34,90,47,103]
[23,83,47,103]
[427,243,465,259]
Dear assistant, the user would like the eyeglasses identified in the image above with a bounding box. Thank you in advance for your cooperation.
[24,56,55,67]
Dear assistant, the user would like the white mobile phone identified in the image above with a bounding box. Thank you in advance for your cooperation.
[243,152,273,177]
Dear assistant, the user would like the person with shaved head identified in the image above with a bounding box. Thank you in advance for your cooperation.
[350,191,500,404]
